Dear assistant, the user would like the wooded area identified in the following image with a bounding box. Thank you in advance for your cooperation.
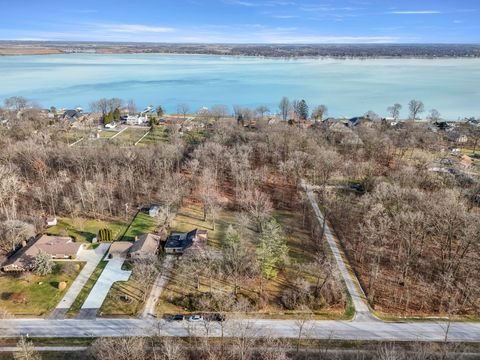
[0,100,479,318]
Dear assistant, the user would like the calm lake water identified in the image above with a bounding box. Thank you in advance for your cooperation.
[0,54,479,119]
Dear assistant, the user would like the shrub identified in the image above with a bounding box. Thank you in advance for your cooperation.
[31,251,54,276]
[58,281,67,290]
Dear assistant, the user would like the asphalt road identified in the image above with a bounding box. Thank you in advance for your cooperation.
[1,318,480,342]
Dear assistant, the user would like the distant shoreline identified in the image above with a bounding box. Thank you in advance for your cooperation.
[1,42,480,58]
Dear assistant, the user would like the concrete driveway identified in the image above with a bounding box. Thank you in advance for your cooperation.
[77,257,131,318]
[142,256,174,318]
[49,243,110,319]
[302,181,376,322]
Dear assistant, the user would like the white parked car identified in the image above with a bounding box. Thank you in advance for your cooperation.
[105,122,117,129]
[188,315,203,322]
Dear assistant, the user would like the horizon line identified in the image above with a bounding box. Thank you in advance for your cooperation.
[1,40,480,46]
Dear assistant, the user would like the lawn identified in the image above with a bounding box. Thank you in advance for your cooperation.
[99,279,146,317]
[138,126,169,145]
[121,212,160,241]
[61,129,88,144]
[66,261,108,317]
[460,148,479,156]
[111,127,149,145]
[0,262,84,317]
[47,217,128,243]
[98,129,117,139]
[169,201,233,248]
[156,201,347,319]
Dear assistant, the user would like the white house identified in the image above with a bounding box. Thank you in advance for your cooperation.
[126,115,148,125]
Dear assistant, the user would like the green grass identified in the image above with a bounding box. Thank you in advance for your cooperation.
[66,261,108,317]
[0,262,84,316]
[121,212,159,241]
[99,280,146,317]
[98,130,117,139]
[62,129,87,144]
[47,217,129,243]
[112,127,149,145]
[169,203,230,248]
[139,126,169,145]
[460,148,479,156]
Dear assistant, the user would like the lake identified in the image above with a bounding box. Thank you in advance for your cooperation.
[0,54,479,119]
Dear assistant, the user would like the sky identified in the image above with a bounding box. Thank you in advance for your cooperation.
[0,0,479,43]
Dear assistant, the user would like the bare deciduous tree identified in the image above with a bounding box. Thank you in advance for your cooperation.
[279,96,290,122]
[239,188,273,232]
[312,104,328,123]
[14,336,41,360]
[177,103,190,121]
[387,103,402,120]
[408,99,425,120]
[90,336,147,360]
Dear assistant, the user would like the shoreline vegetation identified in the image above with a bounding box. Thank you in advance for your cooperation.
[1,41,480,58]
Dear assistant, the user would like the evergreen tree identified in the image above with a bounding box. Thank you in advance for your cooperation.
[113,108,121,121]
[31,250,54,276]
[156,105,165,118]
[104,112,113,124]
[256,218,289,279]
[296,100,309,121]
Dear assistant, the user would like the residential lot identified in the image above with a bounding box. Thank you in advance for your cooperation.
[156,199,347,319]
[111,127,149,146]
[47,217,128,243]
[0,262,84,316]
[137,126,168,145]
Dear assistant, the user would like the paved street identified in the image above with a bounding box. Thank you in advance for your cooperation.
[1,318,480,342]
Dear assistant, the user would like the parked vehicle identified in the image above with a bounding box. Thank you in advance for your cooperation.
[165,314,185,321]
[205,313,225,322]
[188,315,203,322]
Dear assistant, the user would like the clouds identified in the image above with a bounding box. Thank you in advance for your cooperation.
[100,24,175,34]
[0,0,478,43]
[389,10,441,15]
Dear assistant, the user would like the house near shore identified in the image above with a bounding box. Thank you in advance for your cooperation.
[164,229,208,254]
[62,109,82,123]
[2,235,84,272]
[125,115,148,126]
